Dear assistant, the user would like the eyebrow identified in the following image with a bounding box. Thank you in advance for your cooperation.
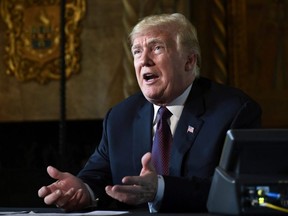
[148,38,165,45]
[131,38,165,50]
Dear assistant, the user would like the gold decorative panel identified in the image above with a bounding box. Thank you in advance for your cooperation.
[0,0,85,84]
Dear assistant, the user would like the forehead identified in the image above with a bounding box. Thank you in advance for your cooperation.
[131,28,175,47]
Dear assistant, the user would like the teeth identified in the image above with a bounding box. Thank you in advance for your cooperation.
[143,73,156,81]
[144,74,152,80]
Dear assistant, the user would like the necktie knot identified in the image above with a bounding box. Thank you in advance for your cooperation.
[157,106,172,123]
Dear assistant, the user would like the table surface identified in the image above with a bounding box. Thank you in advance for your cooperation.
[0,207,220,216]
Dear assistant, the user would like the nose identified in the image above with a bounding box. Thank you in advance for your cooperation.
[140,51,154,67]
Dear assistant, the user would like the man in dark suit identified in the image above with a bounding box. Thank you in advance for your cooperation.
[38,13,261,212]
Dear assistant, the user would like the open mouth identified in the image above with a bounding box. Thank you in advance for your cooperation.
[143,73,159,82]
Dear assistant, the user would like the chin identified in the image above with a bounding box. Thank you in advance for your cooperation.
[142,87,166,102]
[143,94,158,104]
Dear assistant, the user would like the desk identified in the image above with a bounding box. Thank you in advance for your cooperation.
[0,208,217,216]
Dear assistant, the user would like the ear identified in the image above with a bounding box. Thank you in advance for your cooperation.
[185,53,196,71]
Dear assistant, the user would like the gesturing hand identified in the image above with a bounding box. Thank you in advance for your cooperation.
[38,166,91,212]
[105,152,158,205]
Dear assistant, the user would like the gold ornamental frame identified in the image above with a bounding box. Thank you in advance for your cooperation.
[0,0,86,84]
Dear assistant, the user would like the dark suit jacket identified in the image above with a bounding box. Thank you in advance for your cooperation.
[78,77,262,212]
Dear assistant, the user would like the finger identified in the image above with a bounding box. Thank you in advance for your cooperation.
[38,181,64,199]
[38,186,50,198]
[44,189,62,205]
[105,185,113,196]
[63,189,84,211]
[141,152,155,173]
[105,185,117,197]
[122,175,142,185]
[74,188,84,205]
[47,166,66,181]
[107,185,142,194]
[105,185,132,203]
[105,185,147,205]
[56,188,75,208]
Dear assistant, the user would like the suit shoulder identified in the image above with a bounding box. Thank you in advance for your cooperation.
[114,92,146,108]
[195,77,256,100]
[107,92,148,116]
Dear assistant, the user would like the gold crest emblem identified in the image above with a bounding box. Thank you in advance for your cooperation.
[0,0,86,83]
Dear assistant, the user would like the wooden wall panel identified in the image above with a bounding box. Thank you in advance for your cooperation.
[190,0,288,127]
[227,0,288,127]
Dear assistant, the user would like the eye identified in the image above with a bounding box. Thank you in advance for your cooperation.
[132,49,142,57]
[154,45,164,54]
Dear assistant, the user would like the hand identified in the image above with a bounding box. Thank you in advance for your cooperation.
[105,152,158,205]
[38,166,91,211]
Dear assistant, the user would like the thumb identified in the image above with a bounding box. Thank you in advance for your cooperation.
[47,166,66,181]
[141,152,156,174]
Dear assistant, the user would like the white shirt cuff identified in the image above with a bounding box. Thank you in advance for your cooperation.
[148,175,165,213]
[84,183,99,207]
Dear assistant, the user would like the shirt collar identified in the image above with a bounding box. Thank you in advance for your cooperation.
[153,84,192,122]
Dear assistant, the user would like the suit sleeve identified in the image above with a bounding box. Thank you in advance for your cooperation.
[77,110,116,208]
[230,99,262,129]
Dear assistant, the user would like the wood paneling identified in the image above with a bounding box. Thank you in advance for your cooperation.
[227,0,288,127]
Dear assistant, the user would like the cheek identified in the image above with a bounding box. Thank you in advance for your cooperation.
[133,62,141,76]
[161,65,175,81]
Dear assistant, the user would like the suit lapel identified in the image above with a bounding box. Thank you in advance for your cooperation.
[169,78,207,176]
[132,102,154,172]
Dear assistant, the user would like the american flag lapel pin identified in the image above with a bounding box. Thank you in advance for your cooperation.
[187,125,194,134]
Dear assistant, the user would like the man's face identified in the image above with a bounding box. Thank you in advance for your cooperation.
[131,28,195,105]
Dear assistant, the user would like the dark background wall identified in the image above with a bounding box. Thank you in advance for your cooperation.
[0,120,102,207]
